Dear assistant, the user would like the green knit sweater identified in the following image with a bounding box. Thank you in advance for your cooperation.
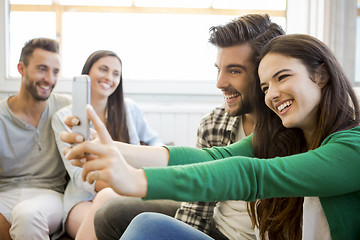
[143,126,360,239]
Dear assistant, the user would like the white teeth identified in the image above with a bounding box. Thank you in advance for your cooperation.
[277,100,293,112]
[100,82,111,89]
[39,85,50,90]
[225,93,239,100]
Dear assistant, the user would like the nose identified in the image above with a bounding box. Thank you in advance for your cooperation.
[104,71,114,81]
[43,71,56,85]
[216,70,229,89]
[266,84,280,102]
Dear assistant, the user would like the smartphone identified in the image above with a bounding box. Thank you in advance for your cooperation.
[72,75,91,141]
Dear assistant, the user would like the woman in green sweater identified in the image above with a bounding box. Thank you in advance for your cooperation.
[61,34,360,240]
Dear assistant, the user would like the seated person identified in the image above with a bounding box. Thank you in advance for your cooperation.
[0,38,71,240]
[52,50,179,240]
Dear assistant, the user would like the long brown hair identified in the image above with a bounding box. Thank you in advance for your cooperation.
[82,50,130,143]
[249,34,360,239]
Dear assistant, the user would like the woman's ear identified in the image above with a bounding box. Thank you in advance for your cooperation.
[316,64,329,88]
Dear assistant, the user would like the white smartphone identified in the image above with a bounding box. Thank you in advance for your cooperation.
[72,75,91,141]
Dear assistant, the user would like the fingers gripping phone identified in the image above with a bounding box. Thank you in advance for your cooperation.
[72,75,91,141]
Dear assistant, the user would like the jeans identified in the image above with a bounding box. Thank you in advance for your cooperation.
[120,212,214,240]
[95,197,181,239]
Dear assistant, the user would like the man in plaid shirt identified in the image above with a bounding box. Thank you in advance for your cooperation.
[174,14,285,239]
[93,14,284,240]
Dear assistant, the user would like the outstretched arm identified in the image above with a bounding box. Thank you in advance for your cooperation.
[60,105,170,169]
[61,105,151,197]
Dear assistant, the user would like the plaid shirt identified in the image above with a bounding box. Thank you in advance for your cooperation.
[174,105,239,236]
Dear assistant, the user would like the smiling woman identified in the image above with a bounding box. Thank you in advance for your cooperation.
[259,54,323,138]
[51,50,165,239]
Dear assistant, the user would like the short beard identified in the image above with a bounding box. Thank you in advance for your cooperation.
[24,78,53,101]
[227,100,252,117]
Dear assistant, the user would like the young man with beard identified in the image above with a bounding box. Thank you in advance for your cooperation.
[93,14,284,240]
[0,38,71,239]
[173,14,284,240]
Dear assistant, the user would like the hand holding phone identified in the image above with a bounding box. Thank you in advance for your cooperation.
[72,75,91,141]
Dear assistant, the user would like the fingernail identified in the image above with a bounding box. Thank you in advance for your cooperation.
[80,158,86,164]
[75,135,84,142]
[71,118,80,125]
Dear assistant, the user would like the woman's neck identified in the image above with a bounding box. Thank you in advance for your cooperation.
[303,128,315,149]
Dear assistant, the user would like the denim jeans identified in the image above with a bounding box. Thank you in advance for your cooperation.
[120,212,214,240]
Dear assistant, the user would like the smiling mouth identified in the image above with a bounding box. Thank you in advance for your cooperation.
[100,82,111,89]
[37,83,51,91]
[224,93,240,100]
[277,100,293,112]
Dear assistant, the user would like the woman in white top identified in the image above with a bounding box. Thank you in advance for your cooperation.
[52,50,163,239]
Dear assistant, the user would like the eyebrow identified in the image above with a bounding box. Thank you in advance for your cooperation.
[37,64,49,69]
[259,69,291,88]
[214,63,247,71]
[272,69,291,79]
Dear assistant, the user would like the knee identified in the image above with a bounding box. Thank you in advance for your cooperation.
[94,198,119,231]
[94,204,107,228]
[131,212,169,228]
[11,203,42,225]
[10,203,48,238]
[93,188,118,205]
[94,199,123,239]
[94,197,126,224]
[121,213,172,239]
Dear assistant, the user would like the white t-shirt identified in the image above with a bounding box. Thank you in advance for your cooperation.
[213,117,256,240]
[302,197,331,240]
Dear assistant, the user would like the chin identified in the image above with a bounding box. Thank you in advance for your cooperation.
[281,121,296,129]
[225,106,237,116]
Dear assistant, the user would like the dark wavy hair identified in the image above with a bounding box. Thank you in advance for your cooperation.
[249,34,360,239]
[209,14,285,62]
[82,50,130,143]
[20,38,59,66]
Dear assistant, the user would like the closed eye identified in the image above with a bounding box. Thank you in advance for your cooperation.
[278,74,290,81]
[261,86,268,94]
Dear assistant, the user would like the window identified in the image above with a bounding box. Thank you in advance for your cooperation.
[356,0,360,84]
[3,0,358,92]
[4,0,286,94]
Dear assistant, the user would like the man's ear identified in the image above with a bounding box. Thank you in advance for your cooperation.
[17,62,25,76]
[316,63,329,88]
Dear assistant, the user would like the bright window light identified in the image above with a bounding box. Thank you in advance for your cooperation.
[7,0,287,83]
[10,0,52,4]
[134,0,212,8]
[212,0,286,10]
[9,12,56,77]
[61,13,237,81]
[59,0,132,7]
